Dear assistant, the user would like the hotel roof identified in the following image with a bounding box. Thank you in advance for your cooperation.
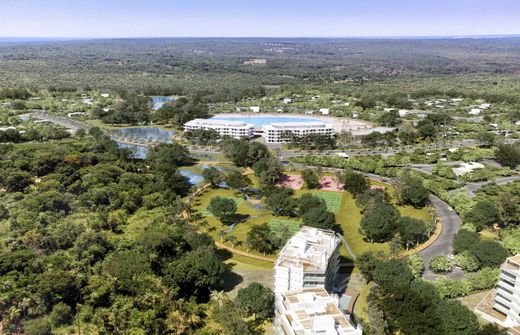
[276,226,339,273]
[185,118,253,128]
[264,121,333,130]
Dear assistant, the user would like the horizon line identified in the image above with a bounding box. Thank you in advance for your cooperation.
[1,33,520,41]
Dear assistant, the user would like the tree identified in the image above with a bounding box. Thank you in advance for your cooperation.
[455,251,480,272]
[360,202,400,243]
[246,223,279,255]
[478,324,508,335]
[464,200,501,231]
[4,170,32,192]
[302,206,336,230]
[225,171,250,189]
[394,171,429,207]
[470,240,509,268]
[298,193,326,215]
[208,197,237,223]
[148,143,192,198]
[302,169,320,189]
[356,251,382,283]
[340,170,368,196]
[356,189,384,211]
[396,217,430,249]
[439,300,479,335]
[215,301,253,335]
[50,302,72,326]
[202,167,224,187]
[102,250,151,294]
[266,188,296,217]
[453,229,481,254]
[165,246,226,301]
[408,254,425,279]
[23,317,52,335]
[416,119,436,139]
[429,255,452,273]
[235,283,274,320]
[495,144,520,169]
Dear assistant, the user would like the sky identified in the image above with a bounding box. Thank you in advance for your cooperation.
[0,0,519,38]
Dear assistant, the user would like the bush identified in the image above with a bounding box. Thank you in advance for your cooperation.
[454,251,480,272]
[470,240,509,268]
[453,229,480,254]
[50,302,72,326]
[429,255,452,273]
[501,228,520,254]
[408,254,425,279]
[433,277,471,299]
[23,317,52,335]
[466,267,500,291]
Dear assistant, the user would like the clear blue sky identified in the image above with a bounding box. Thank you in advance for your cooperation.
[1,0,519,38]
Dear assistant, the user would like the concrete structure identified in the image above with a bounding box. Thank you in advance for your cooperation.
[494,255,520,328]
[184,118,254,139]
[275,288,360,335]
[274,226,341,294]
[263,122,335,144]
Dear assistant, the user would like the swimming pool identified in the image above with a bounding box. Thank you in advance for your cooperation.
[210,115,331,127]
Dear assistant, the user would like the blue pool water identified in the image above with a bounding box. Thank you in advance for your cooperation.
[151,96,175,110]
[114,127,175,143]
[180,170,204,186]
[210,115,331,127]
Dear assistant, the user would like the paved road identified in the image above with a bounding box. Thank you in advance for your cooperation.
[465,175,520,197]
[420,194,464,280]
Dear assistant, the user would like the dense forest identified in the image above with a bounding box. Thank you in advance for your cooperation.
[2,38,520,102]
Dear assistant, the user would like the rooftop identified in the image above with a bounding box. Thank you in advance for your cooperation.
[276,226,339,273]
[264,121,333,130]
[279,288,357,335]
[185,118,253,128]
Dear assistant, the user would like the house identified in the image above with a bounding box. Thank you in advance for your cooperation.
[67,112,87,118]
[304,110,314,115]
[469,108,482,115]
[82,98,94,106]
[319,108,330,115]
[398,109,410,117]
[383,108,396,112]
[249,106,260,113]
[480,103,492,109]
[100,93,110,98]
[352,112,359,118]
[283,98,293,104]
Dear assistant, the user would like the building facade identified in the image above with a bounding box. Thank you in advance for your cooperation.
[184,118,254,139]
[494,255,520,327]
[262,122,335,143]
[274,288,360,335]
[274,226,341,294]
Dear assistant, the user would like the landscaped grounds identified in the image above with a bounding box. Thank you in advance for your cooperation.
[275,174,304,190]
[268,219,301,237]
[318,175,344,192]
[193,174,433,263]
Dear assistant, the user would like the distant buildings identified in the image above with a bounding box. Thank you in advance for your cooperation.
[469,108,482,115]
[283,98,294,104]
[250,106,261,113]
[243,58,267,65]
[273,226,341,294]
[263,122,335,144]
[184,118,254,139]
[275,287,360,335]
[319,108,330,115]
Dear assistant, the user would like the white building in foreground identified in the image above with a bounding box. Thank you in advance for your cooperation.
[275,288,360,335]
[274,226,341,294]
[263,122,335,143]
[494,255,520,328]
[184,118,254,139]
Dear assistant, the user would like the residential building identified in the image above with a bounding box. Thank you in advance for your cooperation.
[250,106,261,113]
[275,287,360,335]
[283,98,294,104]
[469,108,482,115]
[184,118,254,139]
[494,255,520,328]
[263,122,335,143]
[319,108,330,115]
[274,226,341,294]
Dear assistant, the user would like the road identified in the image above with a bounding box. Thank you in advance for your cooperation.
[420,194,464,280]
[464,175,520,197]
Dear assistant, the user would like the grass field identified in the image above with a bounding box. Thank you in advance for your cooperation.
[311,191,343,213]
[268,219,301,237]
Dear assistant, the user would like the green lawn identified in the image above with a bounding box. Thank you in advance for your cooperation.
[268,219,302,237]
[311,191,343,213]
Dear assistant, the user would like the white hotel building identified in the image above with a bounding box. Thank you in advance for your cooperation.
[263,122,335,143]
[494,255,520,329]
[274,226,341,294]
[184,118,254,139]
[275,288,359,335]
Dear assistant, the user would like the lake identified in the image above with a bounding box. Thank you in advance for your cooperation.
[114,127,175,143]
[151,96,175,110]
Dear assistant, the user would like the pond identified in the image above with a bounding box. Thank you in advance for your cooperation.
[180,170,204,186]
[114,127,175,143]
[151,96,175,110]
[210,115,332,127]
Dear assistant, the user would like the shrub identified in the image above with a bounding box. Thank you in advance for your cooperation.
[466,267,500,291]
[454,251,480,272]
[429,255,452,273]
[452,229,480,254]
[408,254,425,279]
[433,277,471,299]
[470,240,509,268]
[501,228,520,254]
[50,302,72,326]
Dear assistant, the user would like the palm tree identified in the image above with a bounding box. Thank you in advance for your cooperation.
[210,290,227,309]
[218,229,227,243]
[227,234,237,248]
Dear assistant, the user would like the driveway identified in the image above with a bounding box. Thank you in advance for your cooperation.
[420,194,464,280]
